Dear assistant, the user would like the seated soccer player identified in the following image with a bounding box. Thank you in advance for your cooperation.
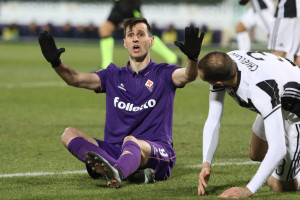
[38,17,204,188]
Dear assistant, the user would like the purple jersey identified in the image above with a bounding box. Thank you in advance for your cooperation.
[94,60,181,145]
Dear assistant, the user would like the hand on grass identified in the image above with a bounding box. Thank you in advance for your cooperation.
[218,187,252,198]
[198,163,211,196]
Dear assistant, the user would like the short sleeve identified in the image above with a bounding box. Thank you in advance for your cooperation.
[93,64,117,93]
[164,64,182,89]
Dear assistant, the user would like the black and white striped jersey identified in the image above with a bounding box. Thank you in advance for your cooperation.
[210,50,300,121]
[275,0,300,18]
[251,0,274,12]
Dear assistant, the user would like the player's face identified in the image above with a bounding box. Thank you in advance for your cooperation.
[123,23,154,61]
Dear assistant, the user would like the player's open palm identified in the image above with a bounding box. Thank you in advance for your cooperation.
[38,31,65,67]
[174,26,205,62]
[198,167,211,196]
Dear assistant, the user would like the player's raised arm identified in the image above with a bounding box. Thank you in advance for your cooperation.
[38,31,100,91]
[172,27,205,87]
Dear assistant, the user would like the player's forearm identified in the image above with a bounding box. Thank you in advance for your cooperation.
[184,59,198,82]
[203,91,225,163]
[246,111,286,193]
[54,62,80,86]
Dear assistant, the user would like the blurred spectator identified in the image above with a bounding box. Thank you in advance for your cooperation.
[151,23,161,37]
[1,23,20,41]
[26,22,40,37]
[86,23,98,39]
[41,23,55,35]
[75,25,87,38]
[161,24,178,45]
[200,24,212,45]
[62,22,74,38]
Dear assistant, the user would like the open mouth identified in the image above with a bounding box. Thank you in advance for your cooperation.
[133,45,140,53]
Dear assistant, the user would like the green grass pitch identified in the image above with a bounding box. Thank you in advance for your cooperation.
[0,40,298,199]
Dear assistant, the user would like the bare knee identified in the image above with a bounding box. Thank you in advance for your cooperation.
[236,22,247,33]
[267,176,298,192]
[267,176,282,192]
[123,135,138,144]
[61,127,79,147]
[249,149,265,161]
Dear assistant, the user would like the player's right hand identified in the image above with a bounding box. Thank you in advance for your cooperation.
[198,165,211,196]
[38,31,65,68]
[239,0,249,5]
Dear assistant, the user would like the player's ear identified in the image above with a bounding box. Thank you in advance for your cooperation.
[123,39,127,49]
[149,36,154,47]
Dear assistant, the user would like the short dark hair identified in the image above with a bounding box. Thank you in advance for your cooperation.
[122,17,152,37]
[198,51,237,82]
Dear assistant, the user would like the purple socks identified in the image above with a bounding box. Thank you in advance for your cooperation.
[114,141,141,179]
[67,137,116,164]
[67,137,142,180]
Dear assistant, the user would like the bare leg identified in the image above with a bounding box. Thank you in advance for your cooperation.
[61,127,98,147]
[122,135,151,168]
[267,176,298,191]
[294,55,300,66]
[271,50,286,58]
[249,132,268,161]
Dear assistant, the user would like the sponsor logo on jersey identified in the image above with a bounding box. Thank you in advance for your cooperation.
[114,97,156,112]
[145,79,154,92]
[118,83,126,91]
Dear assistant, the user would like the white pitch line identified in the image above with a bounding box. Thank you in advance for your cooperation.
[0,161,259,178]
[182,161,260,168]
[0,82,67,88]
[0,170,87,178]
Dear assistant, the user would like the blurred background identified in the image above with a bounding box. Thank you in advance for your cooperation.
[0,0,269,49]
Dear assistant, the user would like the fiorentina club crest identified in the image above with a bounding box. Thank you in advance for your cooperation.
[145,79,154,92]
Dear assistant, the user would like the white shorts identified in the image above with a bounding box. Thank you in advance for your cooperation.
[252,114,300,182]
[241,7,274,35]
[268,17,300,57]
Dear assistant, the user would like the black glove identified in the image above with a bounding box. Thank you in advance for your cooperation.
[239,0,249,5]
[174,26,205,62]
[38,31,65,68]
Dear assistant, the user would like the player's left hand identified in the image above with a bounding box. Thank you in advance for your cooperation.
[174,26,205,62]
[218,187,252,198]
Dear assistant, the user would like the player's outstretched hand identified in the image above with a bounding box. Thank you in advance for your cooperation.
[218,187,252,198]
[38,31,65,68]
[198,166,211,196]
[239,0,249,5]
[174,26,205,62]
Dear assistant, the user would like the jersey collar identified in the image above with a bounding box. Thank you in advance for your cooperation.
[234,70,241,92]
[126,60,155,76]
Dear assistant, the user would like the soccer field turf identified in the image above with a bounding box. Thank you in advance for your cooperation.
[0,41,298,199]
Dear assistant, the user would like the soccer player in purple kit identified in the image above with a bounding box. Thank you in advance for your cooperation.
[38,17,204,188]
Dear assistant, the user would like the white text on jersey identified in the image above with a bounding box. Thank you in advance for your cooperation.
[113,97,156,112]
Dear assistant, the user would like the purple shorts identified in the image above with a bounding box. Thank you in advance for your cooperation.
[94,139,176,181]
[144,140,176,180]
